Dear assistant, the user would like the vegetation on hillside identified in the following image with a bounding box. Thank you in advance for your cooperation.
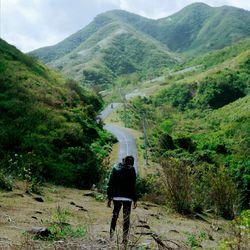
[30,3,250,88]
[0,39,114,190]
[120,48,250,218]
[187,38,250,69]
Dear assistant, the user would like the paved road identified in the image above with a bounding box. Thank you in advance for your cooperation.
[99,103,121,120]
[142,65,202,85]
[100,103,138,173]
[104,124,138,173]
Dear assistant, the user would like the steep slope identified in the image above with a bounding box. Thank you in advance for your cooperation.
[49,23,177,85]
[0,39,111,188]
[31,13,115,64]
[154,3,250,54]
[31,12,178,86]
[30,3,250,86]
[187,38,250,69]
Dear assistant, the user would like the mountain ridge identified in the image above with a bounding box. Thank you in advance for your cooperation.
[30,3,250,86]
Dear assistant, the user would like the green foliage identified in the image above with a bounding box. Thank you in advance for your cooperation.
[37,206,86,241]
[154,68,248,110]
[136,174,156,198]
[219,210,250,249]
[185,231,207,248]
[47,224,85,240]
[0,39,112,188]
[102,32,176,78]
[161,158,193,214]
[206,165,239,219]
[82,67,113,87]
[160,159,240,217]
[151,95,249,213]
[193,70,247,109]
[154,83,196,110]
[188,38,250,69]
[0,171,13,191]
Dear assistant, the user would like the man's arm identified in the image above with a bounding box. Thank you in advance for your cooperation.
[131,167,137,208]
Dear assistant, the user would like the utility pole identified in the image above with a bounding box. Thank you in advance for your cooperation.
[142,112,148,165]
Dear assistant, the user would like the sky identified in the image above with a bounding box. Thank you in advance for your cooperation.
[1,0,250,52]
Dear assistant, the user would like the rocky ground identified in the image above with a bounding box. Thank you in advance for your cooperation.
[0,181,230,250]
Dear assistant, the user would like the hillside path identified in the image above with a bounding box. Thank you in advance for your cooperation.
[100,103,138,172]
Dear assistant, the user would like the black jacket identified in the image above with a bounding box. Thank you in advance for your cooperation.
[107,163,137,202]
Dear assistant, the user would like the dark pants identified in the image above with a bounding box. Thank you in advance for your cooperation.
[110,200,132,243]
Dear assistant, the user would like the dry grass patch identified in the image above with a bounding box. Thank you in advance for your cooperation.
[0,180,233,249]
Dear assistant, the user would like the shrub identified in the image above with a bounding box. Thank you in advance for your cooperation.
[175,136,196,153]
[36,206,86,241]
[136,173,165,204]
[219,210,250,249]
[158,133,175,151]
[207,165,239,219]
[161,158,193,213]
[194,70,247,109]
[160,158,240,217]
[154,83,196,110]
[0,171,13,191]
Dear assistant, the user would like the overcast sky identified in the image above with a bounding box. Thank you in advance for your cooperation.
[1,0,250,52]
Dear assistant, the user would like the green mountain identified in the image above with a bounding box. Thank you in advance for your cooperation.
[187,38,250,69]
[30,3,250,87]
[122,42,250,215]
[154,3,250,55]
[0,39,112,189]
[32,12,178,87]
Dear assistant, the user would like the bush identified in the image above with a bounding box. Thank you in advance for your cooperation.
[0,171,13,191]
[36,206,86,241]
[194,70,247,109]
[154,83,196,110]
[207,165,239,219]
[136,173,165,204]
[158,133,175,151]
[160,158,240,217]
[161,158,193,213]
[219,210,250,249]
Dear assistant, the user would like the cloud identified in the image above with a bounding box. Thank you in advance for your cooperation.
[1,0,249,52]
[1,0,120,52]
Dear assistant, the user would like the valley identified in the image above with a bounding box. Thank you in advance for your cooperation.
[0,2,250,249]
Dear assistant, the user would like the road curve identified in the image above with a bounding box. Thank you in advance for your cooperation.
[104,124,138,173]
[99,103,121,120]
[100,103,138,173]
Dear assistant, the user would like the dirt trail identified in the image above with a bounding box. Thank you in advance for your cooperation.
[0,181,229,249]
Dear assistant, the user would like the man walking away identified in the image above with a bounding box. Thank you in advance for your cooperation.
[107,155,137,246]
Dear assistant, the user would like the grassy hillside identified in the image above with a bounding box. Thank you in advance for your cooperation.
[156,3,214,52]
[118,44,250,217]
[0,39,113,189]
[29,13,115,64]
[155,3,250,55]
[30,3,250,88]
[38,18,178,87]
[187,38,250,68]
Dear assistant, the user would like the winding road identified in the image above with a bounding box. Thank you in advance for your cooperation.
[100,104,138,173]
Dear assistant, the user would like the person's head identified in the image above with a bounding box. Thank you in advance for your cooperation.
[124,155,134,167]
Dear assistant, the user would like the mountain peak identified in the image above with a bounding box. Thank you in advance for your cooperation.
[30,3,250,84]
[185,2,211,8]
